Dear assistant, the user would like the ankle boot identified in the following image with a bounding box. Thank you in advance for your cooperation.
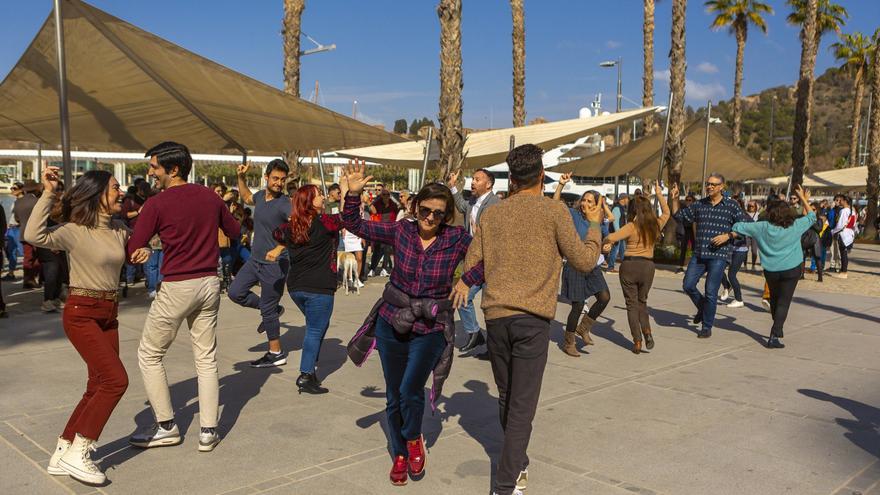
[58,434,105,485]
[296,372,329,395]
[561,331,580,357]
[632,340,642,354]
[47,437,71,475]
[575,316,595,345]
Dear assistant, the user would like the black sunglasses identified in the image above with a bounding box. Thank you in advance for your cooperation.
[705,181,722,188]
[417,206,445,221]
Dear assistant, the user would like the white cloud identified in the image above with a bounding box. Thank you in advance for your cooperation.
[654,69,671,82]
[696,61,719,74]
[353,111,385,128]
[653,68,726,102]
[605,40,622,49]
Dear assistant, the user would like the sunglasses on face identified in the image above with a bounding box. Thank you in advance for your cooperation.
[705,182,722,188]
[417,207,445,221]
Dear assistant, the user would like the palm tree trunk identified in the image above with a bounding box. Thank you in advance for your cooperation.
[438,0,464,176]
[848,68,865,166]
[511,0,526,128]
[790,0,818,186]
[865,44,880,240]
[282,0,305,98]
[732,23,746,147]
[663,0,687,245]
[643,0,655,133]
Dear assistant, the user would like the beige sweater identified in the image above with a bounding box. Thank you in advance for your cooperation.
[23,194,129,292]
[464,193,601,321]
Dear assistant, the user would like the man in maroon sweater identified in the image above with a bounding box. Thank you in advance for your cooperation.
[127,142,240,454]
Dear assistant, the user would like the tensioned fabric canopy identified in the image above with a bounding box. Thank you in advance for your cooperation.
[0,0,404,155]
[552,119,774,181]
[335,107,661,169]
[745,166,869,191]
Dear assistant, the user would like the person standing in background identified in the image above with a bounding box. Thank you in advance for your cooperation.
[607,193,629,273]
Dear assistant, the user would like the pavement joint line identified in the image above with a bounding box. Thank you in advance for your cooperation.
[0,423,83,495]
[527,452,667,494]
[829,459,880,495]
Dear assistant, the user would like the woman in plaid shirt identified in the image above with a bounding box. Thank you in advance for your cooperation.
[342,161,483,487]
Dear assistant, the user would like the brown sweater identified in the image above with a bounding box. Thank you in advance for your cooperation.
[24,193,129,291]
[464,193,601,321]
[604,199,670,258]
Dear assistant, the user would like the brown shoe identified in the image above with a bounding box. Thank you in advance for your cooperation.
[632,340,642,354]
[575,316,595,345]
[643,328,654,350]
[562,332,580,357]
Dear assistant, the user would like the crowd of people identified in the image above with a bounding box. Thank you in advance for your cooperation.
[0,141,868,495]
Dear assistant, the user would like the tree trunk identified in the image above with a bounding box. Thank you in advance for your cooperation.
[865,41,880,240]
[643,0,655,133]
[732,23,746,147]
[790,0,818,187]
[511,0,526,128]
[848,68,865,166]
[663,0,687,244]
[437,0,464,176]
[282,0,305,178]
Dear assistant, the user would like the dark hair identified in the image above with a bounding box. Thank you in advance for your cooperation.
[474,168,495,187]
[145,141,192,179]
[328,183,341,194]
[628,194,661,247]
[61,170,114,228]
[211,182,227,194]
[265,159,289,177]
[23,179,41,195]
[506,144,544,190]
[764,200,796,228]
[410,182,455,224]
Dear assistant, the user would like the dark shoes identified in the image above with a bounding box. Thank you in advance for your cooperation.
[697,330,712,339]
[390,455,408,486]
[643,329,655,350]
[632,340,642,354]
[250,351,287,368]
[296,372,329,395]
[693,310,703,325]
[767,336,785,349]
[406,435,426,478]
[459,331,485,353]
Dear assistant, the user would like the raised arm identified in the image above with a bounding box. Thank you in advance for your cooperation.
[602,196,615,222]
[552,173,571,202]
[23,167,73,251]
[237,163,255,206]
[556,202,601,272]
[657,182,672,228]
[342,160,397,245]
[447,170,469,214]
[794,184,812,218]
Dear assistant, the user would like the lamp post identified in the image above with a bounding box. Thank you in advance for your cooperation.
[600,58,622,196]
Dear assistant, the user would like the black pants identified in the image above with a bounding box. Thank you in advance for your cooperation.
[486,314,549,495]
[678,228,695,267]
[36,248,67,302]
[764,265,802,339]
[837,236,850,273]
[369,241,393,273]
[565,291,609,333]
[721,251,748,301]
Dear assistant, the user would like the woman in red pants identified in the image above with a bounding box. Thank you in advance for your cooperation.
[24,166,130,485]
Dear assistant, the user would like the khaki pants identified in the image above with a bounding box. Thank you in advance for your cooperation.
[138,276,221,428]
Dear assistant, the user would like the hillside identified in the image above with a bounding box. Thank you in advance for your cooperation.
[710,67,866,174]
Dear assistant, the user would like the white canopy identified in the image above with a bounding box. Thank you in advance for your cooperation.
[745,166,869,191]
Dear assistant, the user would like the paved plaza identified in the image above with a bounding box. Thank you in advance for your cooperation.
[1,246,879,495]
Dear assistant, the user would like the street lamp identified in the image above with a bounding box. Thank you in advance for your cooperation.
[599,58,622,145]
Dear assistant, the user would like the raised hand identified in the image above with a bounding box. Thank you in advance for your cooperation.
[559,173,572,186]
[41,166,61,193]
[343,159,373,194]
[447,169,460,188]
[795,184,810,203]
[584,203,602,224]
[670,183,679,199]
[236,162,250,177]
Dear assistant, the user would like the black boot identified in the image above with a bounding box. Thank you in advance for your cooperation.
[296,372,329,395]
[459,331,486,353]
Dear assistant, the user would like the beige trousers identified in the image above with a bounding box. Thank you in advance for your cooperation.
[137,276,221,428]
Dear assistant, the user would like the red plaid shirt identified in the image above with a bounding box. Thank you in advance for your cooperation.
[343,194,484,334]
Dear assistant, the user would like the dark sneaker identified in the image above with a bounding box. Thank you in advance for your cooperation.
[767,337,785,349]
[129,423,182,448]
[198,427,220,452]
[697,330,712,339]
[250,351,287,368]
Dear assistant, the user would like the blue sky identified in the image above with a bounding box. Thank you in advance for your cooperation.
[1,1,878,130]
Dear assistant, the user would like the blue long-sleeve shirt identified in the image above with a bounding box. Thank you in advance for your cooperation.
[673,197,752,260]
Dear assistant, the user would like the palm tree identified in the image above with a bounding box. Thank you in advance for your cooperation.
[437,0,464,175]
[643,0,656,133]
[705,0,773,147]
[787,0,848,60]
[282,0,305,98]
[831,32,874,166]
[665,0,687,194]
[865,30,880,240]
[511,0,526,127]
[789,0,818,186]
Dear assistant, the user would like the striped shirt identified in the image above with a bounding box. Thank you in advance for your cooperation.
[673,197,752,260]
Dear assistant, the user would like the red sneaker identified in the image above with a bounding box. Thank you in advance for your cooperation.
[406,435,426,477]
[390,455,408,486]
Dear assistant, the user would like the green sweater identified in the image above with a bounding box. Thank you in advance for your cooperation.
[732,211,816,272]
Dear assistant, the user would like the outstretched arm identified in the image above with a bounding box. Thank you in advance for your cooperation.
[237,163,255,206]
[342,160,397,245]
[552,173,571,202]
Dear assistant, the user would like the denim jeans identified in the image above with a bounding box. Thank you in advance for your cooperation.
[607,240,627,270]
[145,250,164,292]
[374,316,445,457]
[228,258,289,340]
[4,225,21,272]
[289,291,335,374]
[682,256,728,333]
[456,283,484,334]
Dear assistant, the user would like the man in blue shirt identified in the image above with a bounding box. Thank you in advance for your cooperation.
[672,173,751,338]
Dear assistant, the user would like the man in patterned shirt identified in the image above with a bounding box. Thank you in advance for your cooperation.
[672,173,751,338]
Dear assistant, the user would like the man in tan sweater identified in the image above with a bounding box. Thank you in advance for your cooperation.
[457,144,601,495]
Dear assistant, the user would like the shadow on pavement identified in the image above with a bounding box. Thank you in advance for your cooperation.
[799,389,880,460]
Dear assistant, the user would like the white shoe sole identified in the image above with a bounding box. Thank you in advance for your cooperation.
[250,358,287,368]
[198,439,220,452]
[47,465,67,476]
[58,459,105,485]
[129,436,182,448]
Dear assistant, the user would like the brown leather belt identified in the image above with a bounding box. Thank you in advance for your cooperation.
[68,287,119,302]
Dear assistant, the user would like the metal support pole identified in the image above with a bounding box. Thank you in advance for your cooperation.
[420,127,433,188]
[509,135,515,151]
[37,143,43,180]
[625,172,630,195]
[859,93,872,166]
[615,58,622,147]
[53,0,73,183]
[655,91,674,208]
[701,101,712,197]
[768,96,776,169]
[316,150,328,196]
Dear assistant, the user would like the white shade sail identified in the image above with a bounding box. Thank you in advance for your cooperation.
[746,166,869,191]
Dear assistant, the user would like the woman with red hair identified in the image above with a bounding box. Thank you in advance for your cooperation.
[270,184,343,394]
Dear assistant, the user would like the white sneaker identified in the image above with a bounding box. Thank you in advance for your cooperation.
[53,298,65,310]
[47,437,71,475]
[380,269,390,277]
[833,272,848,279]
[367,270,375,277]
[727,300,744,308]
[493,491,524,495]
[58,434,105,485]
[41,300,58,313]
[761,299,771,312]
[148,290,157,299]
[516,468,529,490]
[356,279,365,288]
[719,288,730,302]
[198,427,220,452]
[129,422,182,448]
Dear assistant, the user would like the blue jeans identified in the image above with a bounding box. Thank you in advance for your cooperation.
[145,250,164,292]
[290,291,335,374]
[456,283,484,334]
[4,226,21,272]
[720,251,747,302]
[810,245,827,271]
[228,258,289,340]
[608,240,627,270]
[682,256,728,333]
[374,316,446,457]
